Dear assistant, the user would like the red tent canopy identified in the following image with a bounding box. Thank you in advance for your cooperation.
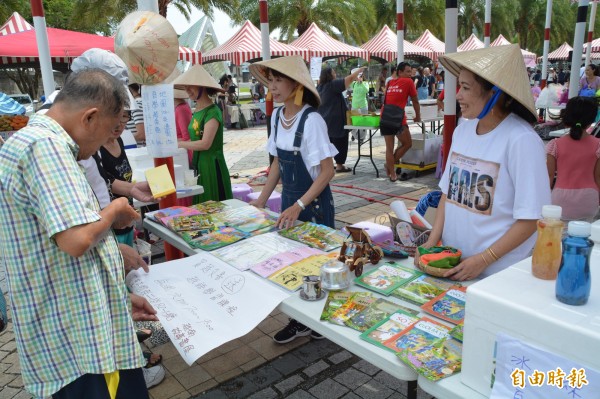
[202,20,309,64]
[0,12,33,36]
[583,37,600,53]
[545,42,573,61]
[458,33,484,52]
[412,29,445,61]
[291,22,369,60]
[361,25,433,63]
[0,13,201,67]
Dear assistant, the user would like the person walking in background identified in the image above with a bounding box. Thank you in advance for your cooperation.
[248,55,337,343]
[423,67,435,98]
[317,66,365,173]
[174,65,233,204]
[174,88,193,167]
[546,96,600,221]
[0,68,159,399]
[382,62,421,182]
[418,44,551,281]
[376,69,387,94]
[127,83,145,145]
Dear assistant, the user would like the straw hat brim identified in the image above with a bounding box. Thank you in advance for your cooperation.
[439,44,537,120]
[171,65,225,93]
[249,56,320,107]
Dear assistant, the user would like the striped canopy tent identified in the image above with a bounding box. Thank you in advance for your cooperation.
[458,33,484,52]
[291,22,369,61]
[202,20,309,64]
[0,12,201,68]
[545,42,573,61]
[360,25,433,63]
[583,37,600,53]
[0,12,33,36]
[491,34,537,67]
[412,29,445,61]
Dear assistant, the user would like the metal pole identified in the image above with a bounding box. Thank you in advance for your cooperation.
[584,1,597,67]
[484,0,491,47]
[259,0,274,164]
[443,0,458,169]
[569,0,590,99]
[30,0,55,97]
[541,0,553,90]
[397,0,404,63]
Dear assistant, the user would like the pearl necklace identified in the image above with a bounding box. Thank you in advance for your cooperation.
[280,107,301,129]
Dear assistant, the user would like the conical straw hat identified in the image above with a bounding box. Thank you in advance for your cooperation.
[438,44,536,120]
[172,65,225,92]
[249,56,320,106]
[115,11,179,85]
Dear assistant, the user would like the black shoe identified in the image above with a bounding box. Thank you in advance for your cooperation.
[273,319,311,344]
[311,330,325,340]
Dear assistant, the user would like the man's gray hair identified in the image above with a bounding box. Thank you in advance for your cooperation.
[54,69,129,116]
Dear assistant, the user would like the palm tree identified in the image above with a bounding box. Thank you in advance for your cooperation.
[371,0,445,41]
[234,0,376,45]
[72,0,238,33]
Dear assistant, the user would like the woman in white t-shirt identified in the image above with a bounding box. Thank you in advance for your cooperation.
[417,44,551,281]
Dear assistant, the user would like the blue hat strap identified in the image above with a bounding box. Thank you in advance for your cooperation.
[477,86,503,119]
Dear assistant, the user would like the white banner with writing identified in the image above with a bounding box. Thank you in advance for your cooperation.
[126,252,290,365]
[490,332,600,399]
[141,84,178,158]
[310,57,323,81]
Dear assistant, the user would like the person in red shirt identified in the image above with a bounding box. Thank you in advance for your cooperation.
[381,62,421,181]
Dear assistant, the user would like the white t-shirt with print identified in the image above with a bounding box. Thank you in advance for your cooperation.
[268,105,338,181]
[439,114,551,277]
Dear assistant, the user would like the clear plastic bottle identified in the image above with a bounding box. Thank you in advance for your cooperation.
[556,221,592,306]
[531,205,564,280]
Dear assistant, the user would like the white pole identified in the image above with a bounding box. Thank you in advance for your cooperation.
[397,0,404,63]
[585,1,597,67]
[570,0,590,98]
[541,0,553,89]
[484,0,491,47]
[30,0,55,97]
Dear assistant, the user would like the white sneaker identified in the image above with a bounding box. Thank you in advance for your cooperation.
[143,364,165,389]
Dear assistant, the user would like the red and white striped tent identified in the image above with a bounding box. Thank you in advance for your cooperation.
[583,37,600,53]
[202,20,309,65]
[458,33,484,52]
[412,29,445,61]
[0,12,201,66]
[545,42,572,61]
[0,12,33,36]
[491,34,537,67]
[360,25,433,63]
[291,22,369,61]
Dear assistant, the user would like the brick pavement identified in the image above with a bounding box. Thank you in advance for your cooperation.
[0,124,439,399]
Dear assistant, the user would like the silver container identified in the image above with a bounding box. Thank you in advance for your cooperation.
[320,259,351,291]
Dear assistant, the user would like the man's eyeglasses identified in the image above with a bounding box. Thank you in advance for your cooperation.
[120,110,132,124]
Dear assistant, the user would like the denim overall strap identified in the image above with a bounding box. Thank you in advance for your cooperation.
[275,107,335,228]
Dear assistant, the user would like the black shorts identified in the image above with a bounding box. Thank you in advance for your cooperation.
[52,368,148,399]
[380,124,408,136]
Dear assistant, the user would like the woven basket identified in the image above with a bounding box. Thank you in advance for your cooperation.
[385,214,431,257]
[416,261,456,277]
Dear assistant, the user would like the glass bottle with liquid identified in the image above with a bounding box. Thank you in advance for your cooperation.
[531,205,563,280]
[556,221,592,306]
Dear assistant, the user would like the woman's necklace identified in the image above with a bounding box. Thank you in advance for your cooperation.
[280,107,301,129]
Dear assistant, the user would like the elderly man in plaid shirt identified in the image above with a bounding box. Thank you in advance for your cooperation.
[0,69,158,399]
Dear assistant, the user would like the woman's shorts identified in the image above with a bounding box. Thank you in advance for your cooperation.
[380,124,407,136]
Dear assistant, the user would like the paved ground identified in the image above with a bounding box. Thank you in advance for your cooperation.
[0,122,440,399]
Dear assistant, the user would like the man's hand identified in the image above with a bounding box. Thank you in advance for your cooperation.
[130,293,158,321]
[130,181,155,203]
[108,197,140,229]
[119,243,149,273]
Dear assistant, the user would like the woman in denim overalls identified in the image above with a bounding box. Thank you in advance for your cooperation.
[249,56,337,343]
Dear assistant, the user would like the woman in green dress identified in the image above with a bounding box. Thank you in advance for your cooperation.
[173,65,233,204]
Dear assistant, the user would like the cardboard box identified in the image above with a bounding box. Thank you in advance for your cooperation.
[461,257,600,396]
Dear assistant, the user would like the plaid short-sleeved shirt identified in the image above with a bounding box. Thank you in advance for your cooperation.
[0,114,144,398]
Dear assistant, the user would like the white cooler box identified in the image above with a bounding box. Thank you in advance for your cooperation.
[401,133,441,166]
[461,257,600,397]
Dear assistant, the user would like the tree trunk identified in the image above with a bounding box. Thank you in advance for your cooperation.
[0,68,40,99]
[158,0,169,17]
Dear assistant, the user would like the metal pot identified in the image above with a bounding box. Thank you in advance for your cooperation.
[320,259,351,291]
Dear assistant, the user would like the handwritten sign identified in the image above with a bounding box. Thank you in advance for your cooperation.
[141,84,178,158]
[490,332,600,398]
[310,57,323,81]
[126,252,290,365]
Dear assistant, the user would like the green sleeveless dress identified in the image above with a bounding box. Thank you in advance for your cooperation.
[188,104,233,204]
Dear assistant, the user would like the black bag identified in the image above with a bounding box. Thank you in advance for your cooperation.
[379,103,405,130]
